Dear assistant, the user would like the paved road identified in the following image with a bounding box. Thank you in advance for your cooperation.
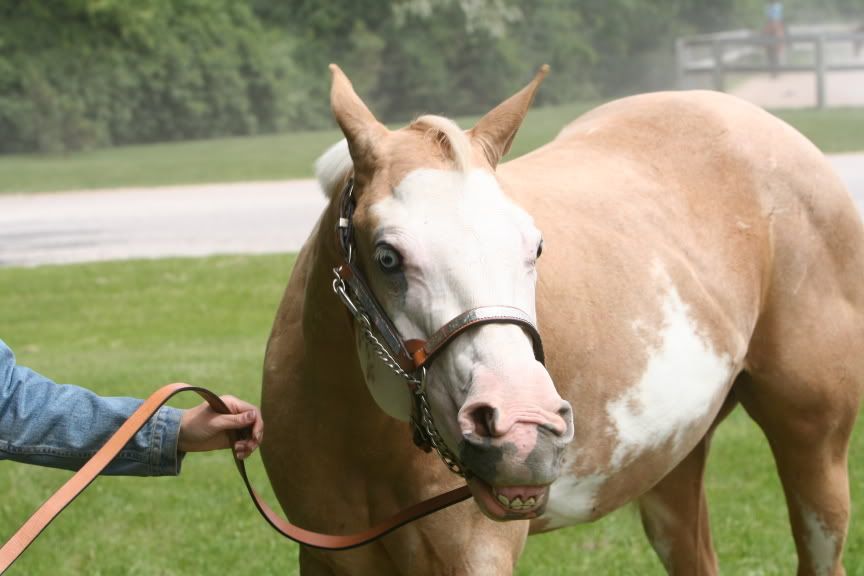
[0,181,326,267]
[0,155,862,268]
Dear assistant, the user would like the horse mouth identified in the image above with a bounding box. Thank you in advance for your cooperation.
[467,477,549,521]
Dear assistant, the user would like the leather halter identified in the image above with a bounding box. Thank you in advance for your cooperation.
[331,178,545,473]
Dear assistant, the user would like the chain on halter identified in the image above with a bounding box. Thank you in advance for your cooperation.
[413,381,465,476]
[332,275,419,386]
[332,272,466,477]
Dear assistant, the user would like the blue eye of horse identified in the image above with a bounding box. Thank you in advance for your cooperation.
[375,245,403,273]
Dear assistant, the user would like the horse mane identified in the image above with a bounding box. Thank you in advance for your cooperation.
[409,115,472,174]
[315,115,472,200]
[315,138,352,200]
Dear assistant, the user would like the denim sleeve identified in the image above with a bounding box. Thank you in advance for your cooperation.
[0,339,184,476]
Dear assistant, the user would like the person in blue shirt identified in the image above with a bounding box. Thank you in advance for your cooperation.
[0,339,263,475]
[763,1,786,74]
[765,1,784,23]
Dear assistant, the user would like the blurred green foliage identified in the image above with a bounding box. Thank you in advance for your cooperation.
[0,0,305,153]
[0,0,860,153]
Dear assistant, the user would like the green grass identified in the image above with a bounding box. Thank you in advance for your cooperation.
[1,101,861,195]
[773,108,864,155]
[0,128,343,195]
[0,102,593,195]
[1,255,863,574]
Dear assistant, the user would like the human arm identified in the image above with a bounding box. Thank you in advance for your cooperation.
[0,339,262,475]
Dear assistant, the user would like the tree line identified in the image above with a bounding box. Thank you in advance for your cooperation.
[0,0,857,153]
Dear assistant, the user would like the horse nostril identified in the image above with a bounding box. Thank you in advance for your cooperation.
[468,404,498,438]
[555,401,575,438]
[558,403,572,420]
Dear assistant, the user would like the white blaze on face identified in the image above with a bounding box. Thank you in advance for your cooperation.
[360,168,543,426]
[607,267,735,470]
[372,168,539,317]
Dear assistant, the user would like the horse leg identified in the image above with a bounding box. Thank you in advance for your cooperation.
[639,438,716,575]
[638,393,736,575]
[299,548,337,576]
[736,362,861,576]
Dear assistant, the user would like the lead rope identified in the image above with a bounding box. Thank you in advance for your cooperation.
[0,383,472,574]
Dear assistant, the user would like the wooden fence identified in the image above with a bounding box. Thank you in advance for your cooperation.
[675,26,864,108]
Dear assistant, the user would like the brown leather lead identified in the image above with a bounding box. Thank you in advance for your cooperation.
[0,383,472,574]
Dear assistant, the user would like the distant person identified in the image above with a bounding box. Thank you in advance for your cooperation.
[763,1,786,75]
[0,339,263,475]
[855,22,864,57]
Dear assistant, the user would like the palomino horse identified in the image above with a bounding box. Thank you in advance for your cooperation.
[261,65,864,574]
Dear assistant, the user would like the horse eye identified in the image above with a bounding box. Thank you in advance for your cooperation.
[375,244,403,273]
[536,239,544,259]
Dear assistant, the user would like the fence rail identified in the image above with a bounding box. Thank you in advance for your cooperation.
[676,28,864,108]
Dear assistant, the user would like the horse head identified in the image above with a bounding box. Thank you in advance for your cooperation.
[318,65,574,521]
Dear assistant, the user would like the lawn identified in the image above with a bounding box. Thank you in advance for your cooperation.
[0,102,592,195]
[1,255,863,575]
[0,102,862,194]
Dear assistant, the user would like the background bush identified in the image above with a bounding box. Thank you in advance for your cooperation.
[0,0,301,153]
[0,0,859,153]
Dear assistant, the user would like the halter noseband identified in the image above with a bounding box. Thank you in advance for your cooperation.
[331,178,545,477]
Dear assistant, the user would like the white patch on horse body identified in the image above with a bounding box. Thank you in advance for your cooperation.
[607,269,734,469]
[539,473,607,528]
[801,503,839,576]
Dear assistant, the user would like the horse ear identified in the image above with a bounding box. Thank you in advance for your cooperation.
[470,65,549,169]
[329,64,387,173]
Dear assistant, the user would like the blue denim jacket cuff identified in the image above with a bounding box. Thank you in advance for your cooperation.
[150,405,184,476]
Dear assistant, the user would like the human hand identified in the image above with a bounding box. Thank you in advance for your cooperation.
[178,395,264,460]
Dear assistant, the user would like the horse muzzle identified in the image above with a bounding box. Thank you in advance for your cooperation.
[455,367,574,520]
[460,424,569,521]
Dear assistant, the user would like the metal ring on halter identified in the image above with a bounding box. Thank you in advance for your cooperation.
[332,275,361,318]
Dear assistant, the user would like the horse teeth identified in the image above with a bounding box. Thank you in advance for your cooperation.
[494,490,541,511]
